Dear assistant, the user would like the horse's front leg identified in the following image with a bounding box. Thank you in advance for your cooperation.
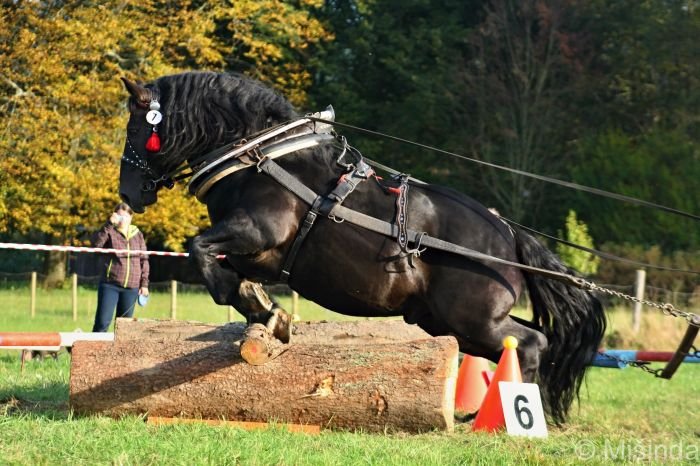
[189,220,292,343]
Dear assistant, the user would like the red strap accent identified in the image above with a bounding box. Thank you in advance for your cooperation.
[387,187,401,195]
[337,174,347,185]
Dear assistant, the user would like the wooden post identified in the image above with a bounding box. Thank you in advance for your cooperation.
[170,280,177,320]
[228,305,235,322]
[633,268,646,333]
[72,273,78,322]
[30,271,37,318]
[291,291,299,321]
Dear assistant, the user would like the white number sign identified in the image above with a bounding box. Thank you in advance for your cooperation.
[499,382,548,438]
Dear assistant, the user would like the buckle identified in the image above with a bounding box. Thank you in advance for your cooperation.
[303,211,318,227]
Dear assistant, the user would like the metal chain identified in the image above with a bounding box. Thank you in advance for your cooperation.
[573,278,700,328]
[596,351,664,377]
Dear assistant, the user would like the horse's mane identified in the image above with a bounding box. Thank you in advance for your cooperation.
[150,71,298,168]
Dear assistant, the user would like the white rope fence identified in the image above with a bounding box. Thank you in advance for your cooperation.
[0,242,226,259]
[0,241,298,323]
[0,242,189,257]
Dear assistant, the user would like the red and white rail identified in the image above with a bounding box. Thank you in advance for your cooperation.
[0,332,114,351]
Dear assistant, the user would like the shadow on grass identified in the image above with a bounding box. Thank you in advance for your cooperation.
[0,380,70,420]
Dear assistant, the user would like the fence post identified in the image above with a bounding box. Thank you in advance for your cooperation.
[30,271,37,318]
[633,269,646,333]
[228,305,235,322]
[72,273,78,322]
[292,291,299,321]
[170,280,177,320]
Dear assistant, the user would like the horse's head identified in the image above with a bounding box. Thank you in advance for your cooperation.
[118,72,298,213]
[119,77,169,213]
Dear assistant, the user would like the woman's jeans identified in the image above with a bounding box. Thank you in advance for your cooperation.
[92,282,139,332]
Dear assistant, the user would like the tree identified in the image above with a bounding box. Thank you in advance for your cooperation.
[0,0,331,285]
[556,210,599,275]
[569,129,700,250]
[563,0,700,251]
[449,0,593,222]
[309,0,481,182]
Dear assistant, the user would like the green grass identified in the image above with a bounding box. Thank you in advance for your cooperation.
[1,354,698,465]
[0,285,361,333]
[1,287,699,464]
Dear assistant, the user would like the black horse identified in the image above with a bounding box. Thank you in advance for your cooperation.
[118,71,605,423]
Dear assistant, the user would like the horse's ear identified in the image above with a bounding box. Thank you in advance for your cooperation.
[120,77,150,104]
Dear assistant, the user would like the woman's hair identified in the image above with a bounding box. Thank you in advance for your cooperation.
[113,202,134,215]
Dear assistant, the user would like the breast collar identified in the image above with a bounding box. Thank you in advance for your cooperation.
[187,107,336,201]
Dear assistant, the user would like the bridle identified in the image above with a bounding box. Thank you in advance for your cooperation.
[121,85,179,192]
[121,88,338,197]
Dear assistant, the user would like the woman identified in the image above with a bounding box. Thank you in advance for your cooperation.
[91,202,150,332]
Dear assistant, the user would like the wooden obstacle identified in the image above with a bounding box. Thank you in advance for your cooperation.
[70,318,458,433]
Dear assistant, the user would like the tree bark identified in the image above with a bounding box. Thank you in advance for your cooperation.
[69,336,458,433]
[43,249,66,288]
[114,317,432,345]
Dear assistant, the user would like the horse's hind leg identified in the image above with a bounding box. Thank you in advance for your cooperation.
[417,308,547,383]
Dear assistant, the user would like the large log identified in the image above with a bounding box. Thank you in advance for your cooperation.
[69,336,458,433]
[114,317,432,345]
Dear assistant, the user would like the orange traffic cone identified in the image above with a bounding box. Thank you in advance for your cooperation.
[454,354,491,414]
[472,336,523,432]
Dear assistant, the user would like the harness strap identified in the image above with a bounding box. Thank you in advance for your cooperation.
[327,160,374,205]
[258,158,585,287]
[279,196,325,282]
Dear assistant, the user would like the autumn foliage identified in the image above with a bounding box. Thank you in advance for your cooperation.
[0,0,331,254]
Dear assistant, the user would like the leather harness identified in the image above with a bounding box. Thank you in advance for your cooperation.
[185,112,586,287]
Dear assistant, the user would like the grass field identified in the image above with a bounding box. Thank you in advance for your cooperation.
[1,287,699,465]
[0,284,361,332]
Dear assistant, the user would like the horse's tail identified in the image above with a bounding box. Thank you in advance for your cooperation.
[513,227,606,424]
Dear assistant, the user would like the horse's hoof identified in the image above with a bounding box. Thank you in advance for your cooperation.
[267,307,292,344]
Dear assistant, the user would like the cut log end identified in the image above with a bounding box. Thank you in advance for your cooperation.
[240,323,285,365]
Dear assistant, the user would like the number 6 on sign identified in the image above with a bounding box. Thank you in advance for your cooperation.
[498,382,548,438]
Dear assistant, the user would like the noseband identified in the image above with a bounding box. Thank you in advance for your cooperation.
[123,137,174,191]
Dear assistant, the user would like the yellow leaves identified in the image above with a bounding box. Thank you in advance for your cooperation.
[1,0,332,250]
[299,0,325,7]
